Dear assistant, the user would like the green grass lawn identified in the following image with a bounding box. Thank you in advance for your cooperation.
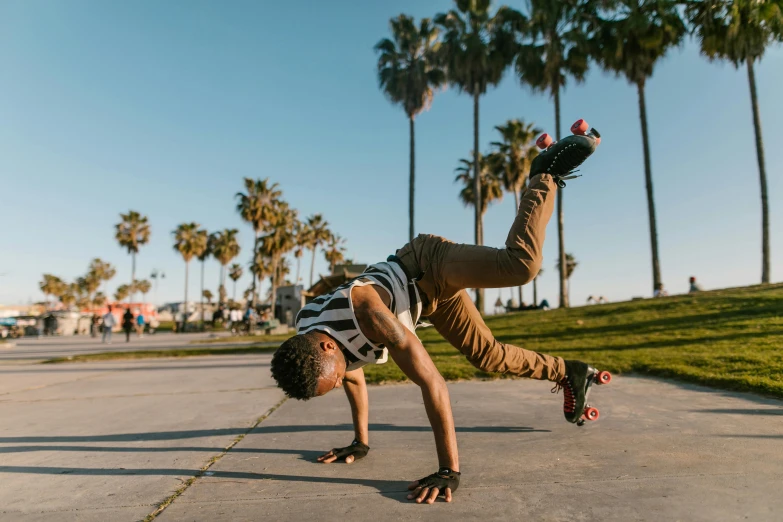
[363,283,783,396]
[45,284,782,397]
[189,333,292,345]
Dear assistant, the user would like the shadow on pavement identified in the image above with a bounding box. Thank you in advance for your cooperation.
[0,466,415,502]
[693,408,783,416]
[0,424,548,443]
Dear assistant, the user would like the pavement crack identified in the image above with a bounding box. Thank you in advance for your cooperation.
[140,396,287,522]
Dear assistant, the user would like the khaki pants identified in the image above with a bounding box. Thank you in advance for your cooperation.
[396,174,565,382]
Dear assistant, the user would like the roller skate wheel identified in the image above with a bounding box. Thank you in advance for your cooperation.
[571,119,589,135]
[536,133,553,149]
[597,371,612,385]
[584,407,599,421]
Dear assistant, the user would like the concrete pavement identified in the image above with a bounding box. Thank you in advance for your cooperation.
[2,353,782,521]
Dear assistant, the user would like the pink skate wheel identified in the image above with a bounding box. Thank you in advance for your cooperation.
[597,371,612,385]
[536,133,552,149]
[584,407,599,421]
[571,119,589,135]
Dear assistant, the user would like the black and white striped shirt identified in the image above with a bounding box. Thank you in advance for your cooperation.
[295,260,422,371]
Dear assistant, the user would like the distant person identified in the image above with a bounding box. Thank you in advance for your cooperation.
[102,306,116,344]
[122,308,134,342]
[538,299,551,310]
[493,297,504,315]
[90,313,100,338]
[135,310,145,338]
[229,307,242,334]
[689,276,702,293]
[653,283,668,298]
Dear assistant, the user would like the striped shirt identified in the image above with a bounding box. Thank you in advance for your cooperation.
[295,260,422,371]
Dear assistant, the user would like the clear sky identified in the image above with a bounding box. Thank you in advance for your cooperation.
[1,0,781,313]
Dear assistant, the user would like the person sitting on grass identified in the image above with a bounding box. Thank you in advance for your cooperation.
[271,129,601,504]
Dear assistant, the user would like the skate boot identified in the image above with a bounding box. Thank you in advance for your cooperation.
[531,119,601,187]
[551,360,612,426]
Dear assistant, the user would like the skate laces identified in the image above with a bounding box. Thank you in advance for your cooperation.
[551,378,576,413]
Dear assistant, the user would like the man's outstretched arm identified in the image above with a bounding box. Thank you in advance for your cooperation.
[354,290,459,503]
[317,367,370,464]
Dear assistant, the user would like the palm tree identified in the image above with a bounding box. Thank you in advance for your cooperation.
[236,178,282,304]
[115,210,151,303]
[61,283,78,309]
[292,219,308,285]
[490,118,541,306]
[195,228,211,329]
[259,203,298,309]
[93,292,107,308]
[203,289,213,305]
[517,0,594,308]
[455,153,504,236]
[211,229,242,301]
[304,214,332,287]
[375,14,447,241]
[173,222,207,331]
[228,263,243,301]
[39,274,66,309]
[591,0,685,295]
[88,258,116,297]
[114,284,130,303]
[135,279,151,303]
[324,234,347,274]
[686,0,781,284]
[555,253,579,304]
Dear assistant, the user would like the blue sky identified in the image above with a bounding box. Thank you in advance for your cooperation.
[1,0,781,313]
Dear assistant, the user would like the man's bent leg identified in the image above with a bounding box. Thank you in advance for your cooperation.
[397,174,556,307]
[429,290,565,381]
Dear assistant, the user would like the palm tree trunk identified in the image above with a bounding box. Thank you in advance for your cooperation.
[747,59,770,283]
[183,261,189,332]
[232,279,237,301]
[130,252,136,304]
[554,86,568,308]
[637,80,662,293]
[409,115,416,241]
[533,276,538,307]
[295,256,301,286]
[512,190,523,306]
[270,254,279,319]
[473,89,484,313]
[251,230,260,305]
[200,260,205,330]
[309,246,316,287]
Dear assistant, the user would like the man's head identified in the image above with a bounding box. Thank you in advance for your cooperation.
[271,331,347,400]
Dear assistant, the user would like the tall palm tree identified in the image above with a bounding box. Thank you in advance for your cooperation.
[173,222,207,331]
[436,0,522,313]
[533,266,543,307]
[235,178,282,304]
[115,210,151,303]
[517,0,593,308]
[228,263,243,301]
[455,154,504,235]
[194,228,210,329]
[93,292,107,308]
[375,14,447,241]
[592,0,686,294]
[211,229,241,303]
[686,0,781,284]
[304,214,332,287]
[259,202,298,310]
[324,234,347,274]
[555,252,579,304]
[490,118,541,307]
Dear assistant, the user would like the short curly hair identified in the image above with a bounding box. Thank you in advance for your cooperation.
[271,333,323,400]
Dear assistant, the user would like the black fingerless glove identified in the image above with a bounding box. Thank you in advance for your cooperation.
[332,440,370,461]
[417,467,461,494]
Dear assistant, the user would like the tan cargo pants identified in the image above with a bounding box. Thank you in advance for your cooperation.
[396,174,565,382]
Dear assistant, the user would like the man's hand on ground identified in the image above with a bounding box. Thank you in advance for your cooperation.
[406,468,460,504]
[316,440,369,464]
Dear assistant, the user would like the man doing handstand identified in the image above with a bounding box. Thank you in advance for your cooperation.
[271,128,601,504]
